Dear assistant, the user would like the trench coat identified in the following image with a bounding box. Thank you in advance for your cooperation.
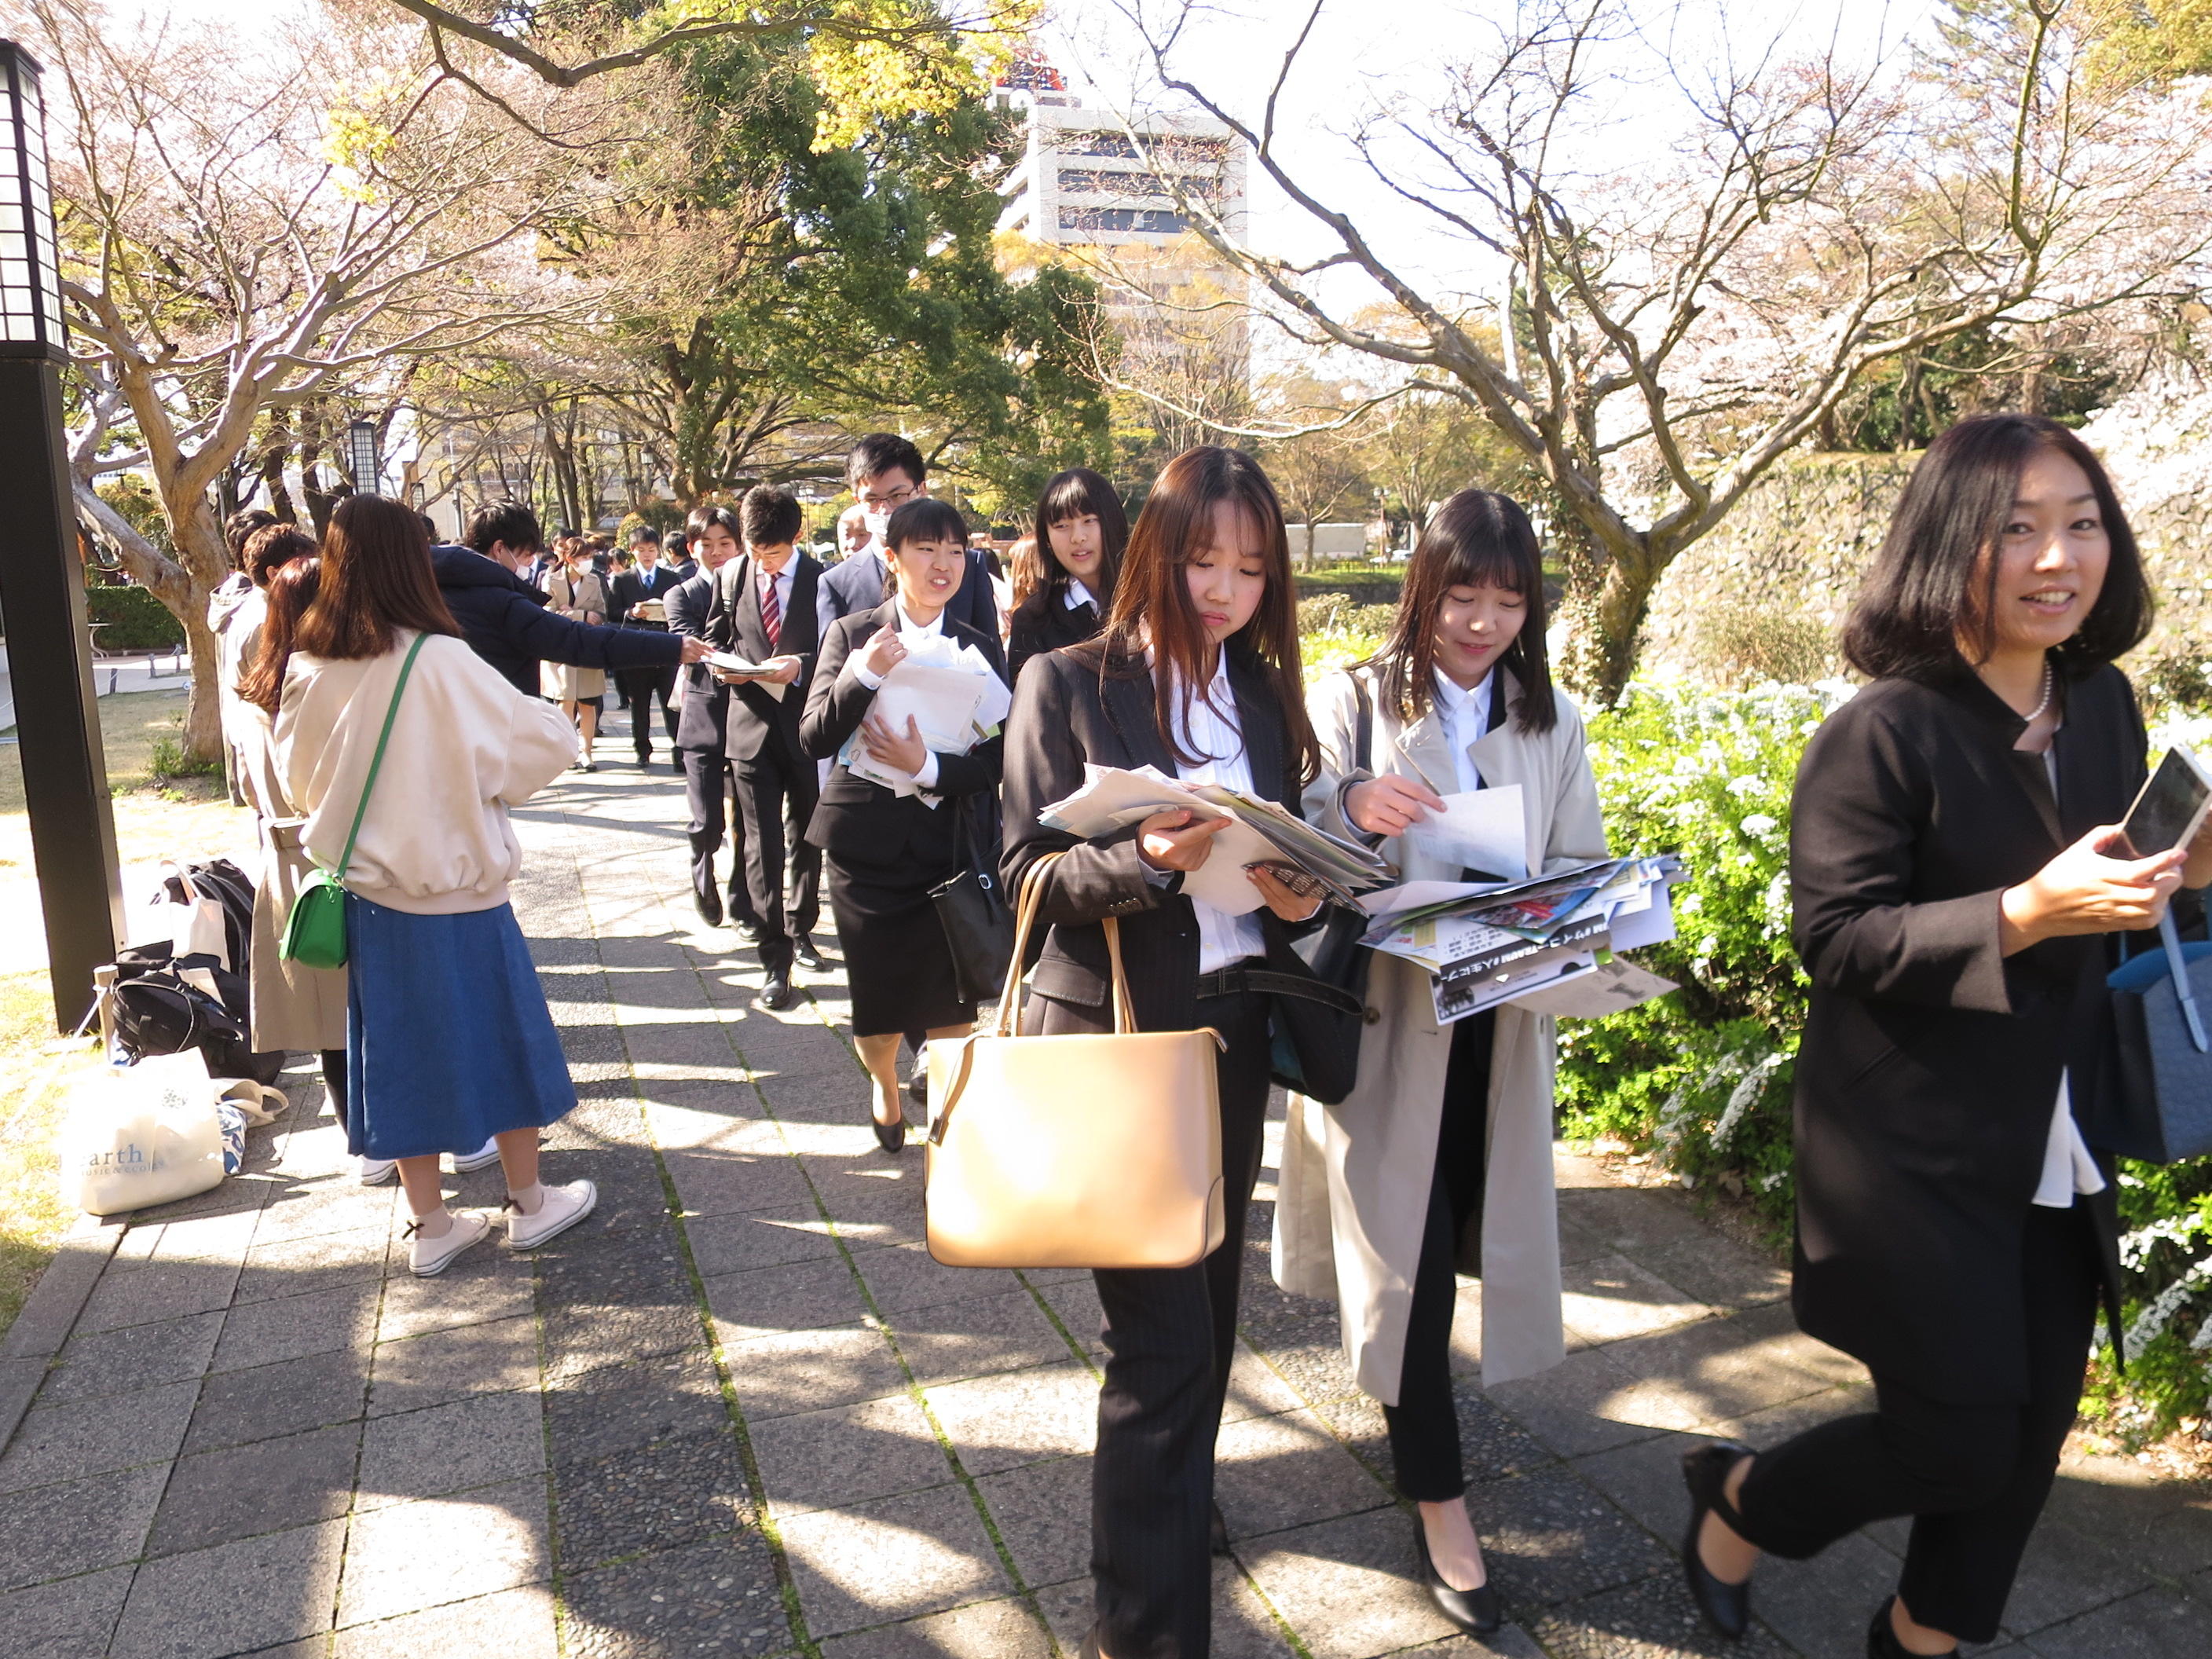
[1273,665,1608,1397]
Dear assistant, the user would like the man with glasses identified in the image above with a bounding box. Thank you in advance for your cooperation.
[815,434,1000,635]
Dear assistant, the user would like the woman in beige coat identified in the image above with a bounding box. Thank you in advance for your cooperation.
[1275,489,1606,1635]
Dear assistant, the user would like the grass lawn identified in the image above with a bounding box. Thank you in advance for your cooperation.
[0,687,251,1342]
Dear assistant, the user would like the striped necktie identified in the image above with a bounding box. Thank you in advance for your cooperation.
[760,572,782,649]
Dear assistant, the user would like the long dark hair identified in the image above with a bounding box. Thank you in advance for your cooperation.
[295,494,462,661]
[1098,445,1319,784]
[240,558,320,716]
[1842,414,2151,682]
[1371,489,1557,734]
[1031,467,1128,609]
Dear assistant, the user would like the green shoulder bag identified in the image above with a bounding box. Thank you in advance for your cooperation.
[280,633,430,971]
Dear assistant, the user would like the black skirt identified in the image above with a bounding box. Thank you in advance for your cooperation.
[825,849,974,1037]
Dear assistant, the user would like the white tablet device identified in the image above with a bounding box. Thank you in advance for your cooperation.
[2121,745,2212,859]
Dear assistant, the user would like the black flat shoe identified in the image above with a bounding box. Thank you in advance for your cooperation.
[1680,1441,1755,1641]
[759,972,794,1012]
[1211,1500,1230,1557]
[692,886,723,928]
[793,934,824,971]
[873,1112,906,1154]
[1866,1597,1956,1659]
[1413,1514,1501,1635]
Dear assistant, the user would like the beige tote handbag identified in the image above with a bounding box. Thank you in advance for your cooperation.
[924,851,1227,1270]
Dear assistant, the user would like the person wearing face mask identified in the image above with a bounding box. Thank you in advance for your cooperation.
[1000,445,1325,1659]
[1008,467,1128,687]
[1273,490,1604,1637]
[800,497,1010,1149]
[815,434,999,636]
[1680,416,2212,1659]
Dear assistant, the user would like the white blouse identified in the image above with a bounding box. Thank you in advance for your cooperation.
[2034,741,2106,1208]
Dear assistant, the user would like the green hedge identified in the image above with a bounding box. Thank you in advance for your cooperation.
[83,584,185,651]
[1562,682,2212,1445]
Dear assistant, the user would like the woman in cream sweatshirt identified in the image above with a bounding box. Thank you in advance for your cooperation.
[276,495,587,1276]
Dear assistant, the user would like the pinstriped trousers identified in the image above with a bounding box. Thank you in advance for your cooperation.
[1089,990,1273,1659]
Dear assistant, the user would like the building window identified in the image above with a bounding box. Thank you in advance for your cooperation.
[1058,206,1192,236]
[1064,131,1140,160]
[1056,167,1221,207]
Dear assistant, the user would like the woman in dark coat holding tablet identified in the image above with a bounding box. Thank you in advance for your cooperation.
[1002,445,1324,1659]
[800,496,1009,1152]
[1682,415,2212,1658]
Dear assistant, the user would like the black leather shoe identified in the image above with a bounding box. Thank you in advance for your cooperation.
[1866,1597,1955,1659]
[873,1111,906,1154]
[1413,1515,1501,1636]
[1210,1500,1231,1557]
[1681,1441,1755,1641]
[731,917,764,943]
[793,933,824,972]
[692,885,723,928]
[759,972,794,1012]
[905,1066,928,1108]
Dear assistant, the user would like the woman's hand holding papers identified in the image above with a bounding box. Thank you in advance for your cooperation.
[861,710,928,775]
[1247,864,1324,922]
[1138,808,1229,873]
[1347,775,1445,837]
[857,624,907,680]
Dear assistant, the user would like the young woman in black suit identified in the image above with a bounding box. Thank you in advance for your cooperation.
[1007,466,1127,686]
[800,496,1010,1152]
[1683,415,2212,1657]
[1002,446,1324,1659]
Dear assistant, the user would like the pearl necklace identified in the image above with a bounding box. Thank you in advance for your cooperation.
[2025,660,2055,724]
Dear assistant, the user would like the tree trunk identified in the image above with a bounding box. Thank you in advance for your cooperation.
[1548,507,1659,709]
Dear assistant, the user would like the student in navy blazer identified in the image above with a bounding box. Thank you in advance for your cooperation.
[816,432,999,637]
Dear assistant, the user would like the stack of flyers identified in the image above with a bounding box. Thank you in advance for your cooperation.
[1360,855,1685,1024]
[838,629,1014,803]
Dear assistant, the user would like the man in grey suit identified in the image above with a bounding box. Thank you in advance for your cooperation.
[816,433,998,635]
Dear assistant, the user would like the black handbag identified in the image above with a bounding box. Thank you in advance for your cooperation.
[2106,914,2212,1163]
[930,798,1018,1007]
[1263,673,1377,1105]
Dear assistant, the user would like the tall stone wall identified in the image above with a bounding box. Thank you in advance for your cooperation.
[1635,427,2212,683]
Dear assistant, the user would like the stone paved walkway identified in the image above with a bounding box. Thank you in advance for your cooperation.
[5,753,2212,1658]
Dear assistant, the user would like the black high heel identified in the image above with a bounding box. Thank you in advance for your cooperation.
[873,1111,906,1154]
[1680,1441,1755,1640]
[1413,1514,1502,1636]
[1866,1596,1957,1659]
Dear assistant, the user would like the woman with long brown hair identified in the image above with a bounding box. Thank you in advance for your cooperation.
[276,495,588,1277]
[1001,445,1324,1659]
[1275,489,1606,1636]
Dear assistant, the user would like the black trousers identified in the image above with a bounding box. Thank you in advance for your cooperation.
[618,662,679,757]
[679,745,757,925]
[320,1048,349,1134]
[1091,989,1272,1659]
[1383,1011,1496,1503]
[1734,1201,2103,1645]
[734,740,821,973]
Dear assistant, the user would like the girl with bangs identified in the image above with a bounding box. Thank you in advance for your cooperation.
[1002,445,1325,1659]
[1275,489,1606,1636]
[1008,466,1129,684]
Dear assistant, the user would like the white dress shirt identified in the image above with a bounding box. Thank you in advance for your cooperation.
[847,601,947,791]
[1152,650,1266,974]
[2033,740,2106,1207]
[755,558,797,632]
[1065,579,1097,612]
[1430,669,1494,793]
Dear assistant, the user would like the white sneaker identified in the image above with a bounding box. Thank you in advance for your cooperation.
[406,1210,491,1276]
[449,1137,504,1173]
[357,1155,398,1186]
[504,1180,598,1250]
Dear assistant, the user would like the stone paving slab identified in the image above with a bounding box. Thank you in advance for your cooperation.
[4,741,2209,1657]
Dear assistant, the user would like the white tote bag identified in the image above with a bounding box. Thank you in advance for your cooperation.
[59,1049,227,1216]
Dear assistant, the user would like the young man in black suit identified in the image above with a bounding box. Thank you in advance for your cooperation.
[815,434,1000,636]
[663,506,759,935]
[705,486,825,1009]
[608,533,687,765]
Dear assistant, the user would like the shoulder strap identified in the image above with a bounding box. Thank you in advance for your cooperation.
[333,632,430,882]
[1352,668,1375,775]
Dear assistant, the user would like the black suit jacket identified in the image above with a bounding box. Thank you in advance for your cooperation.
[999,640,1302,1037]
[609,562,686,628]
[704,552,824,764]
[1007,585,1104,689]
[818,547,999,637]
[1787,665,2137,1402]
[664,570,727,753]
[799,601,1007,874]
